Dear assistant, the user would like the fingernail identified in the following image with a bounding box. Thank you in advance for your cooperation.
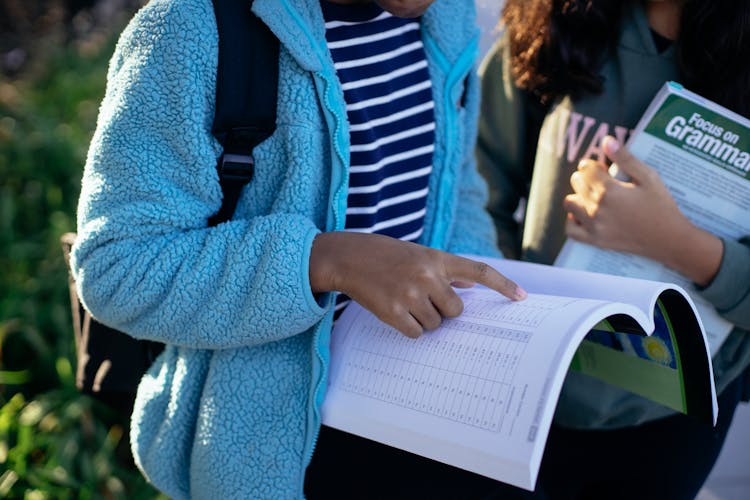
[514,286,527,301]
[603,136,620,154]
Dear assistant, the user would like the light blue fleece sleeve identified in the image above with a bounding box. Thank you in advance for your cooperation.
[445,67,503,258]
[71,0,327,350]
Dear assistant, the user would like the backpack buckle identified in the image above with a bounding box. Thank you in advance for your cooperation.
[218,152,255,183]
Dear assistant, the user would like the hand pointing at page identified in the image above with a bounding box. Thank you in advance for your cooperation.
[309,231,527,338]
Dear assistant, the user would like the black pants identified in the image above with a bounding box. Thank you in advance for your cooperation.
[304,424,528,500]
[533,372,746,500]
[304,374,745,500]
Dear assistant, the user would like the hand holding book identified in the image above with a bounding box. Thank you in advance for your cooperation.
[563,135,723,287]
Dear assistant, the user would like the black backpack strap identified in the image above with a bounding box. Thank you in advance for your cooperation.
[209,0,280,226]
[61,1,281,410]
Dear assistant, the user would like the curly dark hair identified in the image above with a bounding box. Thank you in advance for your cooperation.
[502,0,750,118]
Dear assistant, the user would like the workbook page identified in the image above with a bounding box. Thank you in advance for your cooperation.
[322,289,627,490]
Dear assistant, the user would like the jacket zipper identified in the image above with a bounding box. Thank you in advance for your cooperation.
[301,68,350,491]
[423,33,479,249]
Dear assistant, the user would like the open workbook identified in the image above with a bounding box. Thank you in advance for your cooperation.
[320,256,718,491]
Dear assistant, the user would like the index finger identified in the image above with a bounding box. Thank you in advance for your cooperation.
[446,255,527,301]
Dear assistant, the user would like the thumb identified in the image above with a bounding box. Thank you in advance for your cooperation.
[603,136,652,184]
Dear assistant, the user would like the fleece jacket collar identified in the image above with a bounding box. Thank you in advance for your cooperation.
[252,0,478,73]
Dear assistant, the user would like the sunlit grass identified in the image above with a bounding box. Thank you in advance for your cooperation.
[0,17,163,498]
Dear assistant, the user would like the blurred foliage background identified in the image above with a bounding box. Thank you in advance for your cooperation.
[1,0,165,497]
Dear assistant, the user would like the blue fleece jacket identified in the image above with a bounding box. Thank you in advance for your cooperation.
[71,0,498,497]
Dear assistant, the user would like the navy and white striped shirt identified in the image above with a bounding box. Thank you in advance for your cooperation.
[321,2,435,313]
[322,2,434,240]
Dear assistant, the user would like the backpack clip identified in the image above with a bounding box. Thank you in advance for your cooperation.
[208,150,256,227]
[217,152,255,183]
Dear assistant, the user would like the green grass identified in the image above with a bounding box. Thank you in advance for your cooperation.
[0,27,163,499]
